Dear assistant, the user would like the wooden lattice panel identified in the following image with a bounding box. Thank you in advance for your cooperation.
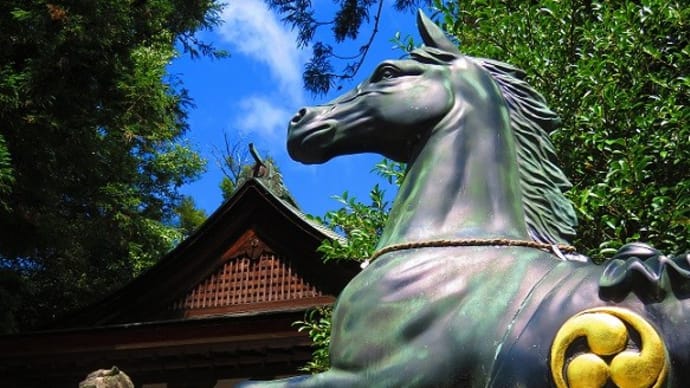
[172,252,323,312]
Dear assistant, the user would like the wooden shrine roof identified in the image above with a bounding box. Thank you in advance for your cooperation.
[55,178,358,327]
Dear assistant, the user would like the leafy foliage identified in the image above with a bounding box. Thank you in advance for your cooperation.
[438,0,690,260]
[293,306,333,373]
[313,185,389,262]
[265,0,431,95]
[174,196,208,238]
[0,0,223,332]
[0,135,14,209]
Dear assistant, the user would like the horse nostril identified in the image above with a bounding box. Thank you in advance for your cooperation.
[291,108,307,125]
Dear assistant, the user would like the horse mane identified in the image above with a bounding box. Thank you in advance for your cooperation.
[411,47,578,245]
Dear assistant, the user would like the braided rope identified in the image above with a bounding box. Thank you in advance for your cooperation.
[367,238,577,264]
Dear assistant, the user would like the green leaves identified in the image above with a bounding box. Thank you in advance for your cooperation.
[0,135,14,209]
[294,307,333,373]
[174,196,208,238]
[315,185,389,262]
[9,8,31,21]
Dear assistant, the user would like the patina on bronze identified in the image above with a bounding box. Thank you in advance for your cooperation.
[239,11,690,387]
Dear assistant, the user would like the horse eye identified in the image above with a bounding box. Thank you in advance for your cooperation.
[375,66,400,81]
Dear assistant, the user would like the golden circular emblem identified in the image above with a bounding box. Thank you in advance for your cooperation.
[550,307,668,388]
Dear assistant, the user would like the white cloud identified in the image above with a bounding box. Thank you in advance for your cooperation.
[219,0,305,103]
[235,96,292,141]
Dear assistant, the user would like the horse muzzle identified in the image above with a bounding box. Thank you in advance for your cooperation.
[287,106,335,164]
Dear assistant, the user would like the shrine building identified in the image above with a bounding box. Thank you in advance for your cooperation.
[0,175,358,387]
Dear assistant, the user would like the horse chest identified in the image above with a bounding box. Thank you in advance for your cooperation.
[328,247,555,383]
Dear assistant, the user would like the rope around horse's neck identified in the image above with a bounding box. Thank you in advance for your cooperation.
[365,238,577,266]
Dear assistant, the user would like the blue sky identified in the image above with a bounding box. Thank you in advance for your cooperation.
[173,1,426,218]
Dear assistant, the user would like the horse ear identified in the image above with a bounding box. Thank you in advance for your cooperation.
[417,10,460,55]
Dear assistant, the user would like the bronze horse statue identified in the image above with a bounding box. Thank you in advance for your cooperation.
[241,11,690,388]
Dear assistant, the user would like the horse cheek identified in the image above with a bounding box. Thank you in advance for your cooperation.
[386,82,451,127]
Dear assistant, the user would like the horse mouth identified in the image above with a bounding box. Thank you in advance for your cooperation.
[287,122,335,163]
[301,123,334,144]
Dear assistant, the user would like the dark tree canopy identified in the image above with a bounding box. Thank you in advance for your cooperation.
[265,0,431,95]
[0,0,223,332]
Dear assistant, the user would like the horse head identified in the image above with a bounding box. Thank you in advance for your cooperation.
[289,11,577,249]
[287,12,503,165]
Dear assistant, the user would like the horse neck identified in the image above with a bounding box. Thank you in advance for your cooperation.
[377,100,530,250]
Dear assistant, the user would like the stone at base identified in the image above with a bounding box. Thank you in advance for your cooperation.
[79,366,134,388]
